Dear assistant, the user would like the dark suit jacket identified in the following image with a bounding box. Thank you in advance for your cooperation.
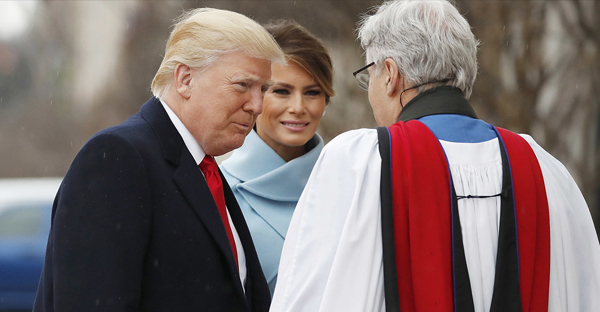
[33,97,270,312]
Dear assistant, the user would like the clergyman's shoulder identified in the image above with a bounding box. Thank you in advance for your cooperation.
[317,128,380,167]
[324,128,378,151]
[518,134,572,180]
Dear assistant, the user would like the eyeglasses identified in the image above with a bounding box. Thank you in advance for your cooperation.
[352,62,375,91]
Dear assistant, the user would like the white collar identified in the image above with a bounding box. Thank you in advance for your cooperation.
[159,98,205,165]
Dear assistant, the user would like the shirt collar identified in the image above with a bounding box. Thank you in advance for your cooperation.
[159,98,205,165]
[398,86,478,122]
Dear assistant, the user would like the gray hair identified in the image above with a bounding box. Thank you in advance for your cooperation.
[151,8,285,98]
[357,0,479,98]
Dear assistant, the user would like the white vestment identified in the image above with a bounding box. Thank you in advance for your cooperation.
[270,128,600,312]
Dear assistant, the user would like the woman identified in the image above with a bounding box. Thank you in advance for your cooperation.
[220,20,334,294]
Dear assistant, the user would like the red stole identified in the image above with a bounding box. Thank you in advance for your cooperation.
[384,120,550,311]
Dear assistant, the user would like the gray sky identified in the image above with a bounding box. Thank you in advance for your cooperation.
[0,1,38,40]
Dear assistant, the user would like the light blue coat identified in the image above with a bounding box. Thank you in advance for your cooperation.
[220,130,324,295]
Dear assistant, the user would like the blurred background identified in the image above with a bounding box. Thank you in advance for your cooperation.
[0,1,598,308]
[0,0,598,232]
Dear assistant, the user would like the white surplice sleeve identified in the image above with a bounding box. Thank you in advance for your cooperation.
[270,129,386,312]
[521,134,600,312]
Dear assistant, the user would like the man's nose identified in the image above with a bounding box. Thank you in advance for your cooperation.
[244,88,263,115]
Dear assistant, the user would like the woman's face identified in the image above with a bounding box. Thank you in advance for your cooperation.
[256,61,326,161]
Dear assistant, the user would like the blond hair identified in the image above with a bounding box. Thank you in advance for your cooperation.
[151,8,285,98]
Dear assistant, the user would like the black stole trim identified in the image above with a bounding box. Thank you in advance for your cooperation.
[378,121,523,311]
[490,129,522,311]
[377,126,400,312]
[450,181,475,311]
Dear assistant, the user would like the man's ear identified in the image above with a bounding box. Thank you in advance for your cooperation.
[384,58,400,97]
[174,63,193,99]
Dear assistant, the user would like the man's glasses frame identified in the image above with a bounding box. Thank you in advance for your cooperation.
[352,62,375,91]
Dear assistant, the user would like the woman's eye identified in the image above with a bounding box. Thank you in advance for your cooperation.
[305,90,322,96]
[273,89,290,95]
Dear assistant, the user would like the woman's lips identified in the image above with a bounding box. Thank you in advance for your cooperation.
[281,121,309,132]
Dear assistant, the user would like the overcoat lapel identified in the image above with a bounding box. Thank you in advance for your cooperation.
[221,170,270,309]
[140,97,244,293]
[172,154,241,278]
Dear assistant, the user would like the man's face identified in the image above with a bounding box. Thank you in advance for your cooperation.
[179,51,272,156]
[367,61,402,127]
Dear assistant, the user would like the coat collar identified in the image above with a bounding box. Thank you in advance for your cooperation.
[398,86,477,122]
[222,130,324,201]
[221,130,323,238]
[140,97,186,167]
[158,98,205,165]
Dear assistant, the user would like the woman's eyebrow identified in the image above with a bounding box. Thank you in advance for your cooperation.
[302,84,321,90]
[272,82,294,89]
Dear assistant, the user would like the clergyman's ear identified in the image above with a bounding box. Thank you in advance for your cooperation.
[384,58,400,97]
[174,63,193,99]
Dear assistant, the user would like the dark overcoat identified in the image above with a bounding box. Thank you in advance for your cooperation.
[34,97,270,312]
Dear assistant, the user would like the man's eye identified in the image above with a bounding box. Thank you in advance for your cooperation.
[273,89,290,95]
[261,86,269,93]
[234,82,250,92]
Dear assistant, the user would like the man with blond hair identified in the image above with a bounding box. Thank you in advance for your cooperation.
[34,8,284,312]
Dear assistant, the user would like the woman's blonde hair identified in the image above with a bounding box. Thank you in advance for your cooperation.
[151,8,285,98]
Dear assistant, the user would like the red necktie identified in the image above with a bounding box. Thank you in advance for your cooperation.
[199,155,238,267]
